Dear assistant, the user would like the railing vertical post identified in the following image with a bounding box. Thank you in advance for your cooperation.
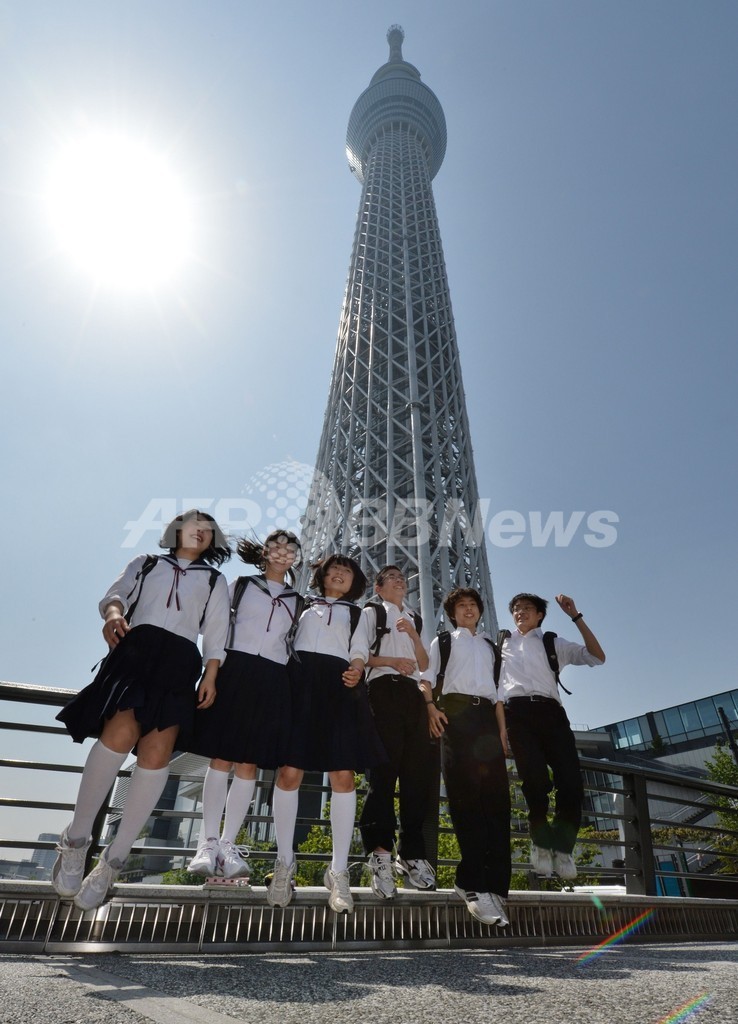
[622,771,656,895]
[422,742,441,871]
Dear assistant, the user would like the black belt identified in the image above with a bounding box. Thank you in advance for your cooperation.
[506,695,560,706]
[440,693,494,708]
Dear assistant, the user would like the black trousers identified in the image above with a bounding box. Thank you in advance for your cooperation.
[441,696,511,896]
[359,675,433,859]
[505,698,584,854]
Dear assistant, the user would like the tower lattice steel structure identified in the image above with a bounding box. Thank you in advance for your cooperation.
[300,26,497,632]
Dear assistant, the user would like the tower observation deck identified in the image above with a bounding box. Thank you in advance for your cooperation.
[301,26,497,630]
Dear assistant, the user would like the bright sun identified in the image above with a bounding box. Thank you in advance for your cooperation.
[46,133,192,288]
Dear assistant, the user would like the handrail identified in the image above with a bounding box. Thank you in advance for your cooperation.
[2,679,737,897]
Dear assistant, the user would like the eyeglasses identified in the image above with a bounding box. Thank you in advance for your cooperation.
[381,573,406,583]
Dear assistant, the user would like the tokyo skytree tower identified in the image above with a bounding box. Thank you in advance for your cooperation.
[300,26,497,632]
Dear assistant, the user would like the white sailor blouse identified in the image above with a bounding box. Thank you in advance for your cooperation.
[99,554,230,665]
[294,598,369,664]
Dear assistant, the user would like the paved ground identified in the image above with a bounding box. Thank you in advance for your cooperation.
[4,942,736,1024]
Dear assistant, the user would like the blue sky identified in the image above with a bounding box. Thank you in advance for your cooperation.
[1,1,737,840]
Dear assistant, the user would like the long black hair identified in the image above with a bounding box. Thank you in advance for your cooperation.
[237,529,302,585]
[159,509,231,567]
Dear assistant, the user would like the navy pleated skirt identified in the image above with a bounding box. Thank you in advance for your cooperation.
[186,651,291,769]
[57,624,202,743]
[284,651,387,773]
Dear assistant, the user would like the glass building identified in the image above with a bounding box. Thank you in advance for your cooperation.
[597,688,738,758]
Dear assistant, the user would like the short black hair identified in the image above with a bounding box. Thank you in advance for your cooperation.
[160,509,231,567]
[508,592,548,622]
[443,587,484,628]
[310,554,367,603]
[237,530,302,583]
[375,564,405,587]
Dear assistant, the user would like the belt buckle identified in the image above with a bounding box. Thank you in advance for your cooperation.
[471,695,481,706]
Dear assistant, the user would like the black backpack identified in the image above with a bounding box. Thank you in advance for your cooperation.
[226,574,305,653]
[364,596,423,656]
[496,628,571,696]
[431,630,501,704]
[126,554,220,627]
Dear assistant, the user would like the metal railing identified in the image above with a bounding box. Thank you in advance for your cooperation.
[2,680,738,898]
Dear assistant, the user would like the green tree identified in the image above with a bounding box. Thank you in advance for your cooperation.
[161,829,276,886]
[296,773,367,887]
[704,743,738,875]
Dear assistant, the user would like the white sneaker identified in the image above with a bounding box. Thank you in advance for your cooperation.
[397,857,436,890]
[489,893,510,928]
[74,850,124,912]
[454,885,502,926]
[218,840,251,879]
[553,850,578,880]
[267,858,296,908]
[367,851,397,899]
[324,867,354,914]
[530,844,553,876]
[52,827,91,898]
[188,837,220,876]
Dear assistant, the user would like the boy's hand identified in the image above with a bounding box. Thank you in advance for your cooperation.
[396,616,419,640]
[556,594,579,618]
[427,703,448,738]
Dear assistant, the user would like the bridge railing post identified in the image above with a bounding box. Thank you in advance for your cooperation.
[621,770,657,895]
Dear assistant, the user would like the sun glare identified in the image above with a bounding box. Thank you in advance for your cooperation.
[46,133,192,288]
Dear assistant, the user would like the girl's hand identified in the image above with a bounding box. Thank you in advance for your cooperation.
[342,665,362,688]
[103,611,129,648]
[197,677,217,709]
[197,660,219,709]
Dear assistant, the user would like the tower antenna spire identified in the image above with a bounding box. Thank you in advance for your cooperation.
[387,24,405,62]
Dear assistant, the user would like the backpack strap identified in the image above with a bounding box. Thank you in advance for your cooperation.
[431,630,452,704]
[124,555,159,623]
[543,630,572,695]
[484,636,502,689]
[197,567,220,628]
[495,629,511,686]
[365,597,390,656]
[347,602,362,639]
[226,575,251,649]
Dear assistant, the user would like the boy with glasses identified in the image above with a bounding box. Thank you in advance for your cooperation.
[359,566,435,897]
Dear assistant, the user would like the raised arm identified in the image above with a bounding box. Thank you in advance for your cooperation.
[556,594,605,663]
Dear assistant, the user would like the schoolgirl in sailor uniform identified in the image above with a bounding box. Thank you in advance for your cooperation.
[186,530,303,879]
[53,510,230,912]
[267,555,386,915]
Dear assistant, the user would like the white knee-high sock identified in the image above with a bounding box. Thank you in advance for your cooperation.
[106,765,169,863]
[330,790,357,873]
[221,777,256,844]
[200,766,230,841]
[69,740,127,842]
[272,786,299,867]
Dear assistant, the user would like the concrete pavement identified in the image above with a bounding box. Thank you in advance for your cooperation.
[5,942,737,1024]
